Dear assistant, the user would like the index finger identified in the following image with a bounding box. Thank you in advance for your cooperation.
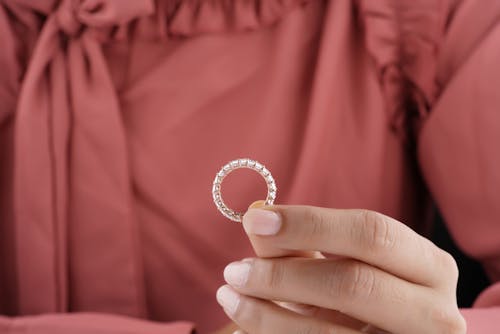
[242,205,457,288]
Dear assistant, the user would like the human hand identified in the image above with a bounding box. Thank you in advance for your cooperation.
[211,321,239,334]
[216,203,466,333]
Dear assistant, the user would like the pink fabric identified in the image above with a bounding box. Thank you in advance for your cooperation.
[0,0,499,333]
[0,314,193,334]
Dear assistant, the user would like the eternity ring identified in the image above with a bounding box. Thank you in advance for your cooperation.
[212,158,277,222]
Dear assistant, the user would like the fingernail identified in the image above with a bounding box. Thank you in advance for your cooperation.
[233,330,245,334]
[248,200,266,209]
[224,261,251,287]
[216,285,240,316]
[242,208,281,235]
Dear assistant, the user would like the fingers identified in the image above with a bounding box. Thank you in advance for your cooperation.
[242,205,458,288]
[245,200,322,259]
[275,301,368,329]
[223,257,435,334]
[216,284,362,334]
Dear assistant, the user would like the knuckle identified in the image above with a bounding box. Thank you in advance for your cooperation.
[302,207,329,242]
[430,306,467,334]
[320,264,342,300]
[437,250,459,282]
[346,264,377,300]
[333,262,377,301]
[357,210,395,255]
[259,259,285,290]
[417,237,437,267]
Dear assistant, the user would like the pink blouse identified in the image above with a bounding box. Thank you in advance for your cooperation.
[0,0,499,333]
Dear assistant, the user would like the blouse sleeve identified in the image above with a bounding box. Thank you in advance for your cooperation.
[417,1,500,332]
[0,314,195,334]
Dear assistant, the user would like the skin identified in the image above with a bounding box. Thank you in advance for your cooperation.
[212,322,240,334]
[215,201,466,334]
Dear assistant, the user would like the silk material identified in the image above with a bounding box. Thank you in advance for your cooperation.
[0,0,499,333]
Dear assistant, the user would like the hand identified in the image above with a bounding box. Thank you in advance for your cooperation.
[211,321,239,334]
[215,203,466,333]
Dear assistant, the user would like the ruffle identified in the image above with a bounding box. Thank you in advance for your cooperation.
[155,0,311,36]
[2,0,311,39]
[0,0,310,125]
[357,0,456,141]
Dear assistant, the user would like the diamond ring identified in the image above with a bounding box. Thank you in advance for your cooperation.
[212,158,277,222]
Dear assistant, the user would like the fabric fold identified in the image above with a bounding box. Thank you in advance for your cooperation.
[357,0,452,139]
[12,0,154,316]
[159,0,311,36]
[0,313,195,334]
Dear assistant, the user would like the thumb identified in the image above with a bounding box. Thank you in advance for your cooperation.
[242,200,322,259]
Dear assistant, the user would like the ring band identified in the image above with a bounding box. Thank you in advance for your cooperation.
[212,158,277,222]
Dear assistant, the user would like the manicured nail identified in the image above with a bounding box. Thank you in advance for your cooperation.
[224,261,251,287]
[242,208,281,235]
[216,285,240,316]
[233,330,245,334]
